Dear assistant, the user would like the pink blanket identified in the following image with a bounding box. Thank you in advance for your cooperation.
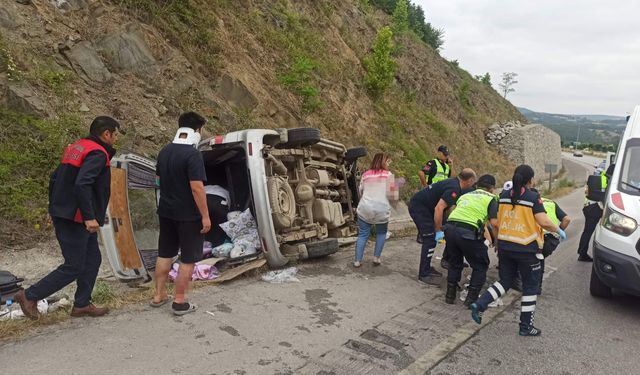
[168,262,220,281]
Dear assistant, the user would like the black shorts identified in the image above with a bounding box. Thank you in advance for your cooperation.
[158,216,203,264]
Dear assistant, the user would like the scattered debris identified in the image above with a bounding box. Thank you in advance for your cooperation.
[262,267,300,284]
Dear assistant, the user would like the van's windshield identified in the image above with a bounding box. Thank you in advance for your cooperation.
[619,140,640,195]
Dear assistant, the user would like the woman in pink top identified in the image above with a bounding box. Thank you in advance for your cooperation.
[354,153,399,267]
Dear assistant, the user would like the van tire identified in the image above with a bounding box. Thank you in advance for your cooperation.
[268,176,296,229]
[306,238,339,258]
[345,147,367,161]
[590,265,612,298]
[278,128,321,148]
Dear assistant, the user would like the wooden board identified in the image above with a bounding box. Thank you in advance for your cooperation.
[207,258,267,284]
[110,168,143,269]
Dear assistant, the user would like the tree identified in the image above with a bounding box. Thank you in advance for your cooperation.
[480,72,491,87]
[364,26,396,98]
[392,0,409,33]
[498,72,518,98]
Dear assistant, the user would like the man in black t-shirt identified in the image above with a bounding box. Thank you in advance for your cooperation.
[152,112,210,316]
[409,169,477,285]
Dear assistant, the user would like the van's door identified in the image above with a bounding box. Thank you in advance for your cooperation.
[100,154,157,281]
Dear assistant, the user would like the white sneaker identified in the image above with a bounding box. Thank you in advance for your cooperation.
[488,298,504,308]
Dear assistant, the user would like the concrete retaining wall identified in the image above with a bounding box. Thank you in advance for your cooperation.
[500,124,562,181]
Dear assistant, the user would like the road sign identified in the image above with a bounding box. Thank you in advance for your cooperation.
[545,164,558,173]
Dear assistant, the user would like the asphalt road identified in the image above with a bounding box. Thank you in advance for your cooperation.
[2,154,637,375]
[429,168,640,375]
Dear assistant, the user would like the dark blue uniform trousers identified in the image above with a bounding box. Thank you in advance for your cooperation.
[476,251,542,329]
[577,203,602,257]
[25,217,102,308]
[444,225,489,289]
[408,205,437,278]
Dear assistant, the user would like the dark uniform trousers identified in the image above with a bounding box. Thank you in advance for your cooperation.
[577,203,602,256]
[408,205,437,278]
[444,225,489,289]
[476,251,542,328]
[539,233,560,294]
[25,217,101,308]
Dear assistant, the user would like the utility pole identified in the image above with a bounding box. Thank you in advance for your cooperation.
[576,123,582,147]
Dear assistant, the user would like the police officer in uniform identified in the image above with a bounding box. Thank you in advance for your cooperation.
[409,169,477,286]
[418,145,452,188]
[15,117,120,320]
[576,164,614,261]
[444,175,498,306]
[531,188,571,294]
[470,165,567,336]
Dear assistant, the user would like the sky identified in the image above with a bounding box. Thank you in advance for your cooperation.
[412,0,640,116]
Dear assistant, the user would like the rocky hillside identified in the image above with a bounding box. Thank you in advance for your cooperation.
[0,0,525,245]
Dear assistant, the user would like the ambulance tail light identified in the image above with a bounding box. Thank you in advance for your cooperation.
[611,192,624,211]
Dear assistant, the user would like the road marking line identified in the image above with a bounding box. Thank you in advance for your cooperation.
[396,293,519,375]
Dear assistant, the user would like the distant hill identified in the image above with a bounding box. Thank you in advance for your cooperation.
[518,107,626,146]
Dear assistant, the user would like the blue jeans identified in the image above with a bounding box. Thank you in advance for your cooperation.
[25,217,102,308]
[355,217,388,262]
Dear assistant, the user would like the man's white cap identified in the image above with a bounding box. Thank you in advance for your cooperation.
[503,180,513,190]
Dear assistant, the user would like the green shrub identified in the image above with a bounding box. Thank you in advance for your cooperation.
[279,56,322,113]
[392,0,409,34]
[364,26,396,98]
[457,79,472,111]
[0,107,83,226]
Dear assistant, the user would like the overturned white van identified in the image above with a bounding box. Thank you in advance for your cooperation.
[100,128,366,281]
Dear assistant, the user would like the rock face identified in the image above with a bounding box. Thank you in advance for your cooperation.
[62,41,112,83]
[0,8,18,29]
[5,84,48,117]
[500,124,562,181]
[216,74,258,111]
[98,24,156,74]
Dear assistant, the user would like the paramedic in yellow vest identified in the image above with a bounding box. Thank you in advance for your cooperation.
[419,145,452,187]
[470,165,567,337]
[530,188,571,295]
[444,175,499,307]
[576,164,614,262]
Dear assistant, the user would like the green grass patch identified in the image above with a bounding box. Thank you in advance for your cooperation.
[0,107,83,227]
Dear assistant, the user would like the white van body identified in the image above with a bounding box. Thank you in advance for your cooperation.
[100,128,365,281]
[591,106,640,297]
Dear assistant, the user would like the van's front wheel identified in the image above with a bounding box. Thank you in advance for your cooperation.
[590,265,612,298]
[277,128,321,148]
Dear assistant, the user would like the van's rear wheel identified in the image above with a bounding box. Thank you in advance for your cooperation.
[277,128,321,148]
[306,238,339,258]
[590,265,612,298]
[345,147,367,161]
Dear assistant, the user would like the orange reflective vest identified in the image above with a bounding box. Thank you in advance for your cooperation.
[497,197,544,249]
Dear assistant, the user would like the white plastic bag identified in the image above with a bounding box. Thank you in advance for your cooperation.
[261,267,300,283]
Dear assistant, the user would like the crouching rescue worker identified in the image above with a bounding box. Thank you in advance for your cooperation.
[444,175,498,306]
[470,165,567,336]
[531,188,571,294]
[15,116,121,319]
[409,169,477,286]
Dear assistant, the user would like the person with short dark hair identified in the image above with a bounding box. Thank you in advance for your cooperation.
[471,165,567,336]
[444,174,498,306]
[409,168,477,286]
[353,153,398,268]
[151,112,210,315]
[418,145,453,188]
[15,116,121,319]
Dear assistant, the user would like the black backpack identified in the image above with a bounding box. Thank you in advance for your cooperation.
[0,270,24,305]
